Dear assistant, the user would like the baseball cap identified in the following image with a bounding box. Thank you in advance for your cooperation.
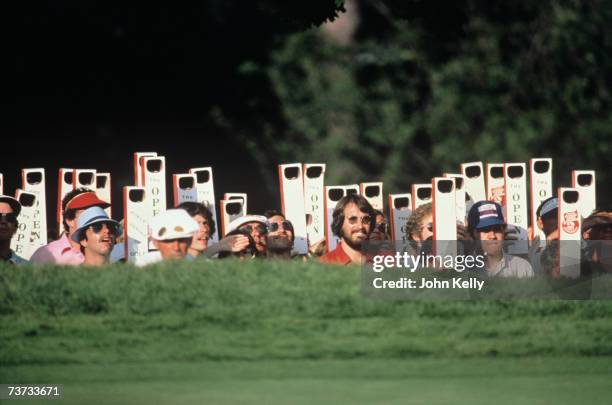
[468,201,505,230]
[0,195,22,216]
[65,192,111,210]
[71,206,121,242]
[227,215,268,234]
[149,209,199,241]
[536,197,558,218]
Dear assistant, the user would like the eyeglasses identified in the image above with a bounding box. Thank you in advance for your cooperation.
[89,222,119,235]
[346,215,372,226]
[239,224,268,235]
[0,213,18,224]
[268,220,293,232]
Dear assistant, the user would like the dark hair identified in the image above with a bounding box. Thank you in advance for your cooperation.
[177,201,216,237]
[264,210,285,219]
[62,187,94,233]
[331,194,376,238]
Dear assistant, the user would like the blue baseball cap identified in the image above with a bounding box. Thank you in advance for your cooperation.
[71,206,121,242]
[536,197,558,218]
[468,201,505,231]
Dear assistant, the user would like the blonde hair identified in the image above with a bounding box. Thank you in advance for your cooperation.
[405,202,432,241]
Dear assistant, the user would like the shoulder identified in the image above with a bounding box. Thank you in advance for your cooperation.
[29,239,63,262]
[319,245,350,265]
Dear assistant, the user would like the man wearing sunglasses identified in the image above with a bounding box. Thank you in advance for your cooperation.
[225,215,269,257]
[30,188,110,265]
[467,201,533,278]
[264,210,295,260]
[71,206,121,266]
[0,195,27,264]
[320,194,376,265]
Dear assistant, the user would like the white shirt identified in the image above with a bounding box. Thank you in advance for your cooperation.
[488,253,534,278]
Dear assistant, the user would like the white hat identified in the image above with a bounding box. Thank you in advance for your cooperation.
[149,209,199,241]
[227,215,268,234]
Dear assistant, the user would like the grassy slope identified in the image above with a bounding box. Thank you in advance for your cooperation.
[1,260,612,403]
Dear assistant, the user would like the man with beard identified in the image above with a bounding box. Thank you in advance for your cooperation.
[264,210,295,260]
[71,206,121,266]
[0,195,27,264]
[320,194,376,265]
[467,201,533,278]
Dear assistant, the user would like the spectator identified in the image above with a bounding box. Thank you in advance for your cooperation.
[467,201,534,278]
[224,215,268,257]
[264,210,294,260]
[0,195,27,264]
[319,194,376,265]
[536,197,559,240]
[582,207,612,274]
[137,209,199,266]
[529,197,559,274]
[176,202,251,259]
[369,209,390,241]
[71,206,121,266]
[406,203,433,243]
[30,189,110,265]
[177,202,216,257]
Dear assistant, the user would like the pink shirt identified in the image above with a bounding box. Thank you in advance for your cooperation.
[29,234,84,265]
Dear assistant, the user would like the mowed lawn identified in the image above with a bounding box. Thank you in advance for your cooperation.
[2,261,612,404]
[3,358,612,404]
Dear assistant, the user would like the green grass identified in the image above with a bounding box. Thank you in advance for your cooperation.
[3,358,612,405]
[1,260,612,403]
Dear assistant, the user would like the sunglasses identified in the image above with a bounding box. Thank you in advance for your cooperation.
[268,220,293,232]
[422,222,433,232]
[239,224,268,235]
[346,215,372,225]
[0,213,18,224]
[89,222,120,235]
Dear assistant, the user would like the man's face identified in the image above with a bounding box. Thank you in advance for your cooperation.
[540,212,558,237]
[475,224,505,256]
[153,237,192,260]
[0,202,18,242]
[340,203,371,249]
[238,221,267,253]
[80,222,118,257]
[191,214,211,251]
[266,215,293,251]
[411,213,433,242]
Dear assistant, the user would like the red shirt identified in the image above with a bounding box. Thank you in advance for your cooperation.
[319,243,354,265]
